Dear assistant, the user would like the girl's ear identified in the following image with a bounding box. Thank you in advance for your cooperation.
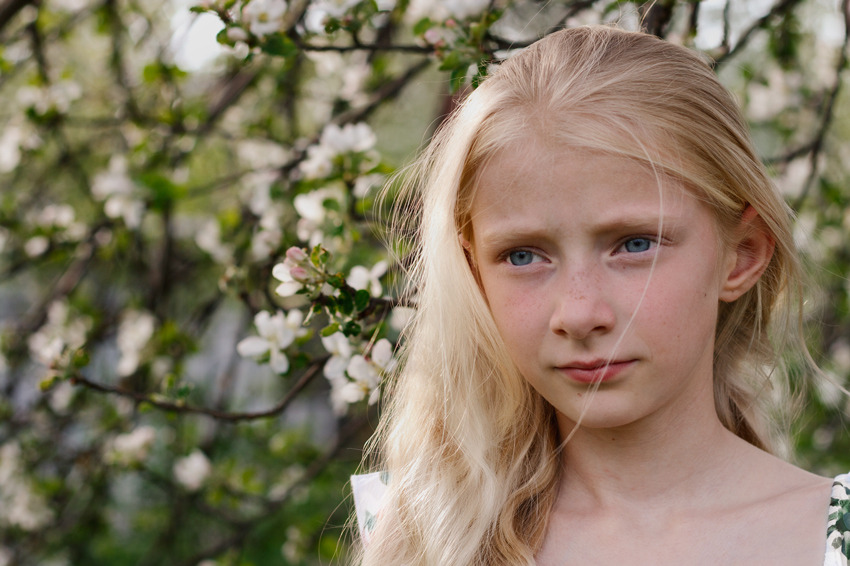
[719,206,775,303]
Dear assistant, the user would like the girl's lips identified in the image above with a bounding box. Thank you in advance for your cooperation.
[557,360,636,384]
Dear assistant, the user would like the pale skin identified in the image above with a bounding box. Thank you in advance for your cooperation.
[469,137,833,565]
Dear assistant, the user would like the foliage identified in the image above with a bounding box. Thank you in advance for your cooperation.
[1,0,849,564]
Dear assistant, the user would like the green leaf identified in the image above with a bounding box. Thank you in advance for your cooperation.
[439,50,462,71]
[321,323,340,337]
[449,66,468,93]
[139,172,186,210]
[354,289,370,312]
[261,34,298,58]
[337,289,354,315]
[342,321,361,337]
[413,17,434,36]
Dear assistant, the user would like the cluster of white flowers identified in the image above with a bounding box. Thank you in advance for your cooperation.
[116,309,156,377]
[293,185,346,249]
[22,203,87,257]
[16,80,82,115]
[244,172,286,262]
[0,442,53,531]
[242,0,288,36]
[27,300,91,369]
[173,449,212,491]
[405,0,489,22]
[195,218,234,264]
[91,155,145,229]
[104,425,157,466]
[303,0,361,33]
[237,308,308,374]
[347,260,387,297]
[299,122,377,180]
[0,119,40,173]
[321,333,394,415]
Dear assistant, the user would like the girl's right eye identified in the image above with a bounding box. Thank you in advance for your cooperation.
[506,250,541,266]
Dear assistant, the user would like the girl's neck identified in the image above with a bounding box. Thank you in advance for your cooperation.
[556,396,755,510]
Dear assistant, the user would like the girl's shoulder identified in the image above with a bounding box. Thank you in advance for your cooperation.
[351,472,390,545]
[826,473,850,566]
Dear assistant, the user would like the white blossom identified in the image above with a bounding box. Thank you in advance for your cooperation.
[293,185,345,247]
[321,334,393,414]
[272,258,306,297]
[406,0,489,22]
[298,123,376,180]
[226,26,249,43]
[299,144,335,179]
[0,125,23,173]
[304,0,361,34]
[321,332,352,380]
[237,309,307,374]
[105,425,157,466]
[390,306,416,331]
[353,173,384,198]
[173,450,212,491]
[24,236,49,257]
[91,156,145,228]
[243,0,288,36]
[116,309,156,377]
[320,122,376,154]
[348,260,387,297]
[250,207,283,261]
[27,300,90,367]
[0,442,54,531]
[195,219,234,264]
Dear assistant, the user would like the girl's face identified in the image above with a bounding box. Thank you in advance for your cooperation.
[469,139,739,435]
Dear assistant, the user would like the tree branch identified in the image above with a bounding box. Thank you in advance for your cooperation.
[69,356,328,421]
[714,0,805,67]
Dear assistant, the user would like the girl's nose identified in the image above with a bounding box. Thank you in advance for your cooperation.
[548,272,616,341]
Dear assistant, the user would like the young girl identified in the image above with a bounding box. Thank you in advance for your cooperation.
[351,25,850,565]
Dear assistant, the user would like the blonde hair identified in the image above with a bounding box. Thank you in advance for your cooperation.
[359,25,806,565]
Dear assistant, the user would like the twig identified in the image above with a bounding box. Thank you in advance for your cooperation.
[69,356,328,421]
[714,0,805,67]
[791,0,850,211]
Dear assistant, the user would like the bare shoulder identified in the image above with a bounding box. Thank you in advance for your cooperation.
[731,455,834,565]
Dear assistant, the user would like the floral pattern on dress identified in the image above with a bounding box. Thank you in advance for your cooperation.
[826,473,850,566]
[351,472,390,546]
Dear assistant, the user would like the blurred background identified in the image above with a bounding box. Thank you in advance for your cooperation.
[1,0,850,564]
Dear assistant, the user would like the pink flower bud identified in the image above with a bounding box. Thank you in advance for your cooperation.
[286,246,308,263]
[289,266,310,282]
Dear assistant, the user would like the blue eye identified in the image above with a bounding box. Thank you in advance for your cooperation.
[623,238,654,253]
[508,250,538,266]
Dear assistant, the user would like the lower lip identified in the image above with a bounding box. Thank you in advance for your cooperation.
[558,361,635,384]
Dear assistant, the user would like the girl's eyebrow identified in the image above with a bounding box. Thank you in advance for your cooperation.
[475,210,685,246]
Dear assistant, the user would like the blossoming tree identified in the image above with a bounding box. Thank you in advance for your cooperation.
[2,0,850,563]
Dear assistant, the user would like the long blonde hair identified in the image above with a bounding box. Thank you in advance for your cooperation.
[359,25,805,565]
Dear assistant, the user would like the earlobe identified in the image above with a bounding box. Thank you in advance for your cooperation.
[719,206,776,302]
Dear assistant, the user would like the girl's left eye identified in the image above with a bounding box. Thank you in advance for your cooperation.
[506,250,542,266]
[620,237,656,253]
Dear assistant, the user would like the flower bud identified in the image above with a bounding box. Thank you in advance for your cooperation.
[286,246,308,263]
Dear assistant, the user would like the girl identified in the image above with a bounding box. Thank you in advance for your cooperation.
[351,25,850,565]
